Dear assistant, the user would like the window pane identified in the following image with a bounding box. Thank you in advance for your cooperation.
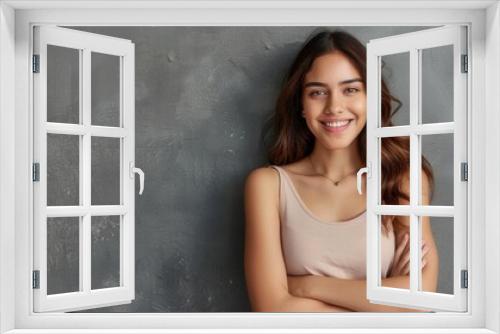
[47,217,80,295]
[420,133,454,206]
[421,45,454,124]
[381,215,410,291]
[91,52,121,127]
[380,136,410,205]
[419,216,453,295]
[91,137,121,205]
[47,133,80,206]
[47,45,80,124]
[380,52,410,127]
[91,216,121,290]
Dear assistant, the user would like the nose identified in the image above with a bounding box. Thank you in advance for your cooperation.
[324,91,343,115]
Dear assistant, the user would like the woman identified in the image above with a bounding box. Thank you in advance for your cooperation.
[244,30,439,312]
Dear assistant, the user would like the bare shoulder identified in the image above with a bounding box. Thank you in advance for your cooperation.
[245,166,281,203]
[245,166,280,192]
[244,166,282,221]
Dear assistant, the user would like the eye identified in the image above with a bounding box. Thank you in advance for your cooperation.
[344,87,360,95]
[308,90,328,97]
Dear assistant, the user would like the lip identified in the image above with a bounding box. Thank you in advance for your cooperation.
[320,118,353,122]
[320,119,353,133]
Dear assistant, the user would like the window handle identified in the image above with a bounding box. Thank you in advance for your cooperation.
[129,162,145,195]
[356,162,371,195]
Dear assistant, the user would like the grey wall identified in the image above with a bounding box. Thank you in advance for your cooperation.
[46,26,455,312]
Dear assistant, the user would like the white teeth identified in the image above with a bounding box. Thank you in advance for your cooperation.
[324,120,351,128]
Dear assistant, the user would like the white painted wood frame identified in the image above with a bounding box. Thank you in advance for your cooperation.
[32,26,136,312]
[366,25,468,312]
[0,1,498,333]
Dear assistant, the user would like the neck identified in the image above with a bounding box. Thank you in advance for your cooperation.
[308,140,363,180]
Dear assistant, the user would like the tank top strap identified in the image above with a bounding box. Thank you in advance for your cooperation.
[268,165,286,220]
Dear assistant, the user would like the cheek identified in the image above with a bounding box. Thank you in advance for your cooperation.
[351,98,367,120]
[302,98,323,110]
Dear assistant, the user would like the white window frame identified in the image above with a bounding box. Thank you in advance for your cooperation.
[365,25,468,312]
[32,26,136,312]
[0,1,499,333]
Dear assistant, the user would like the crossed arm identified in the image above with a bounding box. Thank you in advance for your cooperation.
[286,172,439,312]
[285,214,439,313]
[244,167,438,313]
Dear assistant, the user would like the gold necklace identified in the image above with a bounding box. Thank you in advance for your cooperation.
[308,156,357,186]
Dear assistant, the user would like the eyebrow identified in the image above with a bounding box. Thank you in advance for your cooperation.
[303,78,363,88]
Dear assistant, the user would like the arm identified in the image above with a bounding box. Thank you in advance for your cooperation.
[288,274,432,312]
[288,170,439,312]
[244,167,353,312]
[289,234,438,313]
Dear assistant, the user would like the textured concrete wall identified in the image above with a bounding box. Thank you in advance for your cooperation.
[46,26,455,312]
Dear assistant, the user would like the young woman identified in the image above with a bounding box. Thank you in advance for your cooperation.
[244,30,439,312]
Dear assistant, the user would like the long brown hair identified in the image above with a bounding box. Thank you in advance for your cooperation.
[265,29,434,234]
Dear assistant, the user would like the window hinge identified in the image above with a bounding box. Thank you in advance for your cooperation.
[32,162,40,182]
[32,270,40,289]
[461,269,468,289]
[32,55,40,73]
[461,54,468,73]
[461,162,468,181]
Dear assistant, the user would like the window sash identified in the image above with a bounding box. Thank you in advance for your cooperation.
[366,25,468,312]
[32,26,136,312]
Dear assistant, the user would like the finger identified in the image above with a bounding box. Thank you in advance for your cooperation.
[403,235,411,254]
[392,252,404,273]
[393,238,408,264]
[403,262,409,275]
[399,235,410,257]
[421,244,430,259]
[396,247,429,276]
[399,242,427,265]
[394,253,405,274]
[401,257,428,275]
[397,245,429,274]
[392,234,412,275]
[396,252,410,274]
[398,234,408,249]
[396,234,408,255]
[422,244,429,254]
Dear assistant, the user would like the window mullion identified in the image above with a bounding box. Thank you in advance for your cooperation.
[409,48,420,293]
[82,48,92,294]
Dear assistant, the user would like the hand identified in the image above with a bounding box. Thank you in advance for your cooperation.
[287,275,312,298]
[388,233,430,277]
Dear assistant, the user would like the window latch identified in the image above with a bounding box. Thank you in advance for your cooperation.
[356,162,371,195]
[129,162,145,195]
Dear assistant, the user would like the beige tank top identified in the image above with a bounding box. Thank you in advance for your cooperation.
[270,165,395,279]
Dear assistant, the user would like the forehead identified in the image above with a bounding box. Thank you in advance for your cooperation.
[304,51,361,82]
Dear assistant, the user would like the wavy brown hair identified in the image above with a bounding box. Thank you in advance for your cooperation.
[265,29,434,234]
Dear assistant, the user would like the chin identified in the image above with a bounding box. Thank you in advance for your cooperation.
[323,139,356,151]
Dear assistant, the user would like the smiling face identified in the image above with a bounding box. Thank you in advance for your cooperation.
[301,51,367,151]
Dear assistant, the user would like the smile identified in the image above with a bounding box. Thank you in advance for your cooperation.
[320,119,353,133]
